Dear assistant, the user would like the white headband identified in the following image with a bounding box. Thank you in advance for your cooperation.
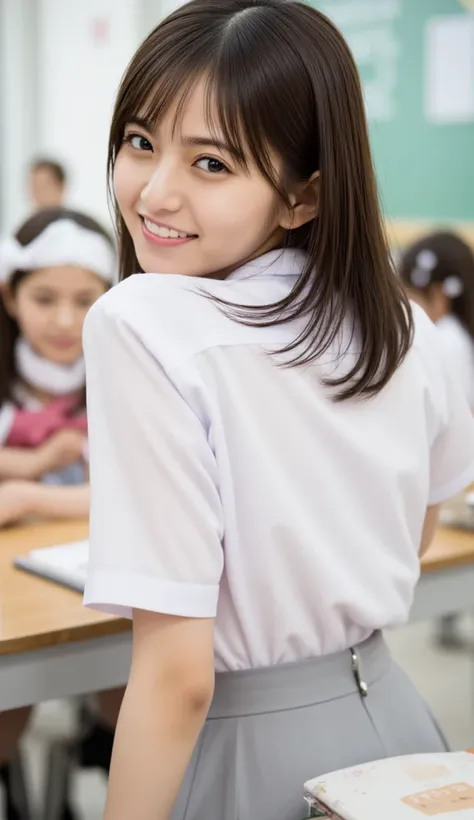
[0,219,116,285]
[410,249,463,298]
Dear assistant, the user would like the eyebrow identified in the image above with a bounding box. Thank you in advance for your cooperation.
[182,136,245,163]
[126,117,154,132]
[125,119,245,164]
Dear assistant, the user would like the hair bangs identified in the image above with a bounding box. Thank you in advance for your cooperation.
[109,0,413,400]
[203,70,282,194]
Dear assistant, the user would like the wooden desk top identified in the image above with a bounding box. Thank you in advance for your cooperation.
[421,526,474,573]
[0,520,473,658]
[0,520,130,656]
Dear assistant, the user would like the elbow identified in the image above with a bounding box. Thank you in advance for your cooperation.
[178,670,215,716]
[131,658,215,718]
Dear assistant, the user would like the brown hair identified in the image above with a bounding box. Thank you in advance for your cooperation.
[30,158,67,186]
[400,231,474,341]
[0,208,113,406]
[108,0,412,400]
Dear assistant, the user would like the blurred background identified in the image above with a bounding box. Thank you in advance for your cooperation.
[0,0,473,818]
[0,0,473,247]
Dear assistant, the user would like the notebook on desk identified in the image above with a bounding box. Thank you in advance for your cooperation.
[304,751,474,819]
[14,540,88,592]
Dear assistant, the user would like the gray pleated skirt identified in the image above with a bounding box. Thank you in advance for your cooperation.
[171,632,447,820]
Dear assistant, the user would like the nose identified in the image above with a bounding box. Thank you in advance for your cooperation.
[140,159,183,214]
[55,302,76,330]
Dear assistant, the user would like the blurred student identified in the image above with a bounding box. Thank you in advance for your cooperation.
[401,231,474,407]
[28,158,68,211]
[0,207,117,819]
[0,207,116,522]
[401,231,474,649]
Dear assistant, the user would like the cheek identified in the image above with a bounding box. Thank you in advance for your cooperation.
[113,155,143,215]
[208,180,281,236]
[15,301,46,341]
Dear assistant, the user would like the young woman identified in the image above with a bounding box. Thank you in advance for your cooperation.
[401,230,474,651]
[0,207,115,525]
[82,2,474,819]
[0,208,119,819]
[401,231,474,409]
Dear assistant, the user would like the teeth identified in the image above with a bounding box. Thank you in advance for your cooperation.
[144,218,189,239]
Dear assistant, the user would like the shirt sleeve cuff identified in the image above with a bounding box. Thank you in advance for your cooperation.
[83,570,220,619]
[429,461,474,505]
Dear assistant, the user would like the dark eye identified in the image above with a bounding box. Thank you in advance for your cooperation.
[34,295,54,306]
[195,156,228,174]
[124,133,153,152]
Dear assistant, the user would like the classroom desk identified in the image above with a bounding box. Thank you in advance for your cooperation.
[0,521,473,711]
[0,520,131,712]
[411,526,474,622]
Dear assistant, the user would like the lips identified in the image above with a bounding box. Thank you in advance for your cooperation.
[49,337,77,349]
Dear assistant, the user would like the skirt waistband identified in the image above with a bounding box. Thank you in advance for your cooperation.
[209,631,390,720]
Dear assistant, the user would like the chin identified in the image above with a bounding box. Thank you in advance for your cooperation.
[135,242,202,278]
[47,349,83,366]
[136,255,178,276]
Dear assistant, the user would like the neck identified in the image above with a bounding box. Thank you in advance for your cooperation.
[206,229,285,281]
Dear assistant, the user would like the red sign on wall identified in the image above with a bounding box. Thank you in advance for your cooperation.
[90,18,109,45]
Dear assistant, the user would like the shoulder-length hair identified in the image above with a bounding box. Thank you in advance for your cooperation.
[108,0,412,400]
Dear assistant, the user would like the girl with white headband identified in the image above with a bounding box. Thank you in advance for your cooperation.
[0,206,118,820]
[401,231,474,410]
[0,207,116,511]
[401,231,474,653]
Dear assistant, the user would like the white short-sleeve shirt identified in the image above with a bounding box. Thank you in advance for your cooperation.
[83,249,474,671]
[436,314,474,407]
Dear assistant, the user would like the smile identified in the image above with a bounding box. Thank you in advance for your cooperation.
[140,216,198,249]
[143,218,193,239]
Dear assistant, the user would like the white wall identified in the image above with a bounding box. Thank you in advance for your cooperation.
[142,0,186,31]
[0,0,188,235]
[0,0,39,233]
[36,0,143,231]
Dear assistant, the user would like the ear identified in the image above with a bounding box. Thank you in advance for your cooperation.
[279,171,320,231]
[1,283,18,319]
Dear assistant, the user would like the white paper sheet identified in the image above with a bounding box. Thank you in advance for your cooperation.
[14,540,89,592]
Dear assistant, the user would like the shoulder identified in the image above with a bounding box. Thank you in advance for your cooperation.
[410,302,445,363]
[84,272,294,375]
[411,307,473,374]
[84,274,226,374]
[436,315,473,358]
[407,303,473,421]
[407,303,450,401]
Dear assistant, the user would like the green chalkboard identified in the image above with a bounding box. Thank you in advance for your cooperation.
[312,0,474,222]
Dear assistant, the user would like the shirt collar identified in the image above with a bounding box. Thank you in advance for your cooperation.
[228,248,308,281]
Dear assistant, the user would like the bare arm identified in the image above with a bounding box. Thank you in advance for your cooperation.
[28,483,90,520]
[0,481,90,527]
[420,504,440,558]
[0,429,87,482]
[0,447,45,481]
[104,610,215,820]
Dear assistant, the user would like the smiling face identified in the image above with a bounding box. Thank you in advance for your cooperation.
[113,77,314,278]
[4,265,107,365]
